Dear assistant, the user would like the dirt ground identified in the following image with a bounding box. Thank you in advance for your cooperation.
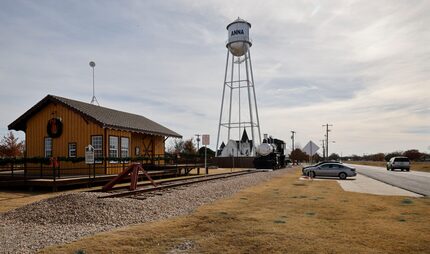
[41,168,430,254]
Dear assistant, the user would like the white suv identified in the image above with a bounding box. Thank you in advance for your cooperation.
[387,157,410,171]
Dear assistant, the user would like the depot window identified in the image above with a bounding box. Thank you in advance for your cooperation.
[121,137,129,158]
[44,137,52,157]
[68,143,77,158]
[91,135,103,163]
[109,136,119,162]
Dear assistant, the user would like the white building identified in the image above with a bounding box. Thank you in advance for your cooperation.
[218,130,254,157]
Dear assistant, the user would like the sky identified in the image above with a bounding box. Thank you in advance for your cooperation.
[0,0,429,156]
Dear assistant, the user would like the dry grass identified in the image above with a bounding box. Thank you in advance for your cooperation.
[0,190,68,213]
[348,161,430,172]
[41,168,430,254]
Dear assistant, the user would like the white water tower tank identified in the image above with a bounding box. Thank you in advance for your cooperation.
[226,17,252,57]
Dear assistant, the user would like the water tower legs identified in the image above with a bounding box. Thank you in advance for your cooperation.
[215,49,262,157]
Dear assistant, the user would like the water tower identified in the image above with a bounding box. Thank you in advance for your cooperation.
[216,17,262,157]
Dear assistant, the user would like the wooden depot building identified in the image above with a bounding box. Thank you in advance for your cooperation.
[8,95,182,174]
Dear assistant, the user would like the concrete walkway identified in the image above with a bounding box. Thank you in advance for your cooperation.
[345,163,430,196]
[338,174,422,197]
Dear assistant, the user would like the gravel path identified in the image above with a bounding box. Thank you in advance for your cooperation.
[0,169,291,253]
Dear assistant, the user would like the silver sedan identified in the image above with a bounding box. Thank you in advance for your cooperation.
[303,163,357,180]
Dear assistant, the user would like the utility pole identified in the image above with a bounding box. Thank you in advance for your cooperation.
[320,139,326,160]
[291,131,296,151]
[322,124,333,158]
[195,134,201,175]
[195,134,201,151]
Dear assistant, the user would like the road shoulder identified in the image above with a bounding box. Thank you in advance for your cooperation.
[337,174,422,197]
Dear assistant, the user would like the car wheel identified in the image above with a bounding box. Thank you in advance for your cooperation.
[386,166,389,171]
[406,169,410,172]
[309,171,316,178]
[339,172,347,180]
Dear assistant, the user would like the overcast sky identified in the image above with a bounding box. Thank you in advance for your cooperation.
[0,0,429,156]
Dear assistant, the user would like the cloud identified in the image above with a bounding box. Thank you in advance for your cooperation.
[0,0,429,155]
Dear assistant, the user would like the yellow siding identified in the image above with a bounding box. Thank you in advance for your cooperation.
[24,101,166,175]
[26,103,103,158]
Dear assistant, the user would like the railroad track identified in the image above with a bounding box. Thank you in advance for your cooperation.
[99,170,259,199]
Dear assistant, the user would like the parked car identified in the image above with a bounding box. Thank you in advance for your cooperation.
[302,161,342,174]
[387,157,410,171]
[303,162,356,180]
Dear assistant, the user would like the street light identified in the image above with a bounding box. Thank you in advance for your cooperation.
[89,61,99,106]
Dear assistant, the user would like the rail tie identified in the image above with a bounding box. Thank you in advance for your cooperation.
[99,170,258,199]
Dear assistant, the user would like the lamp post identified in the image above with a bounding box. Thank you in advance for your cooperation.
[89,61,99,106]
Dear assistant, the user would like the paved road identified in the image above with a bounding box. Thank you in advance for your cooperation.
[345,164,430,196]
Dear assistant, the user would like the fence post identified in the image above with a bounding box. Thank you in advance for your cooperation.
[57,159,60,179]
[40,162,43,178]
[24,161,27,182]
[197,156,200,175]
[52,164,55,181]
[175,154,179,176]
[52,160,56,192]
[11,163,14,177]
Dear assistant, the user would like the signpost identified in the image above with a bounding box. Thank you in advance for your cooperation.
[85,145,95,164]
[85,145,95,181]
[202,134,210,175]
[303,141,319,163]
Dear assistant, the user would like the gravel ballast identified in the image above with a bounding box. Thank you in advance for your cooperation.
[0,169,290,253]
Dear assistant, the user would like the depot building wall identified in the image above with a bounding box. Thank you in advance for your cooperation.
[25,102,165,174]
[26,103,102,158]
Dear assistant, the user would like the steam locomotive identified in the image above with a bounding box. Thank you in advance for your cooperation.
[253,135,287,169]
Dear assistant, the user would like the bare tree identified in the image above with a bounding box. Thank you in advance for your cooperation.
[0,132,25,157]
[403,149,422,161]
[328,153,340,161]
[166,138,197,154]
[290,148,307,163]
[167,139,185,154]
[183,138,197,154]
